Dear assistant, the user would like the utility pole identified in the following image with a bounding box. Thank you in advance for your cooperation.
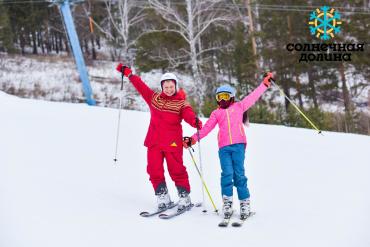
[51,0,96,105]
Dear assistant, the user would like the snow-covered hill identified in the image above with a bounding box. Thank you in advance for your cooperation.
[1,91,370,247]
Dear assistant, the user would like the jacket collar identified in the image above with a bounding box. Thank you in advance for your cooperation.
[159,89,186,100]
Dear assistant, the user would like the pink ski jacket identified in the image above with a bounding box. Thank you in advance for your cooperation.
[192,83,268,149]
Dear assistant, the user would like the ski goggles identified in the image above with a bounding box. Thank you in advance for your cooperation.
[216,92,232,102]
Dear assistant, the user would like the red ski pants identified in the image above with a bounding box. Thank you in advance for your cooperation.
[147,147,190,193]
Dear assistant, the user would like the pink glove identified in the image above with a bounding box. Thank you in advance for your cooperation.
[263,72,274,87]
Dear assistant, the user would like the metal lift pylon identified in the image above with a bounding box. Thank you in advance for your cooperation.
[51,0,96,105]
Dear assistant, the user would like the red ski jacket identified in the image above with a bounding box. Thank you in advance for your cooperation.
[128,74,199,152]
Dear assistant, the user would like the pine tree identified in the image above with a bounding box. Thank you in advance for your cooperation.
[0,3,14,52]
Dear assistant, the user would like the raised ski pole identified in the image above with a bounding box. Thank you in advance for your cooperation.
[195,117,206,213]
[113,69,125,164]
[267,73,323,135]
[188,147,219,214]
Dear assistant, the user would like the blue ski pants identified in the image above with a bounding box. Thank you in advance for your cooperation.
[218,143,250,200]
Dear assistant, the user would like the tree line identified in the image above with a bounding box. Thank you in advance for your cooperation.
[0,0,369,135]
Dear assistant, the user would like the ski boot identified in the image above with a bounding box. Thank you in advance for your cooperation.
[222,195,233,219]
[240,198,251,219]
[155,184,172,210]
[177,188,191,212]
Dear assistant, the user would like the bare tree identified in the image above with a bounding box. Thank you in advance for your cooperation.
[85,0,147,64]
[148,0,238,113]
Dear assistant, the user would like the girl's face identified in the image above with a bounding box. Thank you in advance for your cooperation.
[162,80,176,96]
[218,100,231,109]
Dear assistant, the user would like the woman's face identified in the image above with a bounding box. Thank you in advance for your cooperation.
[162,80,176,96]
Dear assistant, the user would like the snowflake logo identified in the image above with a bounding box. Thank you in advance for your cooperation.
[309,6,342,40]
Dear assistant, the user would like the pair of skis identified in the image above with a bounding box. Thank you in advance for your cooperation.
[218,211,255,227]
[140,203,255,226]
[140,202,201,219]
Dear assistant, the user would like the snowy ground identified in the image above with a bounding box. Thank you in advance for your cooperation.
[1,91,370,247]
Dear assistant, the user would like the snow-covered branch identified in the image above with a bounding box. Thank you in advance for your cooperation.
[100,0,147,63]
[148,0,188,33]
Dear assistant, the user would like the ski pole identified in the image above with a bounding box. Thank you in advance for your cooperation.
[268,76,323,135]
[195,117,206,212]
[188,147,219,214]
[113,70,125,163]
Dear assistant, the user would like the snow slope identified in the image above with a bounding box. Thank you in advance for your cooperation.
[1,91,370,247]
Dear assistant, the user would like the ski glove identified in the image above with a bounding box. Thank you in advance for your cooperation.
[183,137,196,148]
[116,63,132,77]
[263,72,274,87]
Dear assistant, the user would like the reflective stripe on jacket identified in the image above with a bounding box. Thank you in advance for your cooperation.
[129,75,199,151]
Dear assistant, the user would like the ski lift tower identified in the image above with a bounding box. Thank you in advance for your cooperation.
[50,0,96,105]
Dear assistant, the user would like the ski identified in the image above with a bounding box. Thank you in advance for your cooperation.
[231,212,256,227]
[158,202,201,219]
[139,202,178,217]
[218,211,234,227]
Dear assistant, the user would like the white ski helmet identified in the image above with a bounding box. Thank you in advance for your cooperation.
[161,72,177,83]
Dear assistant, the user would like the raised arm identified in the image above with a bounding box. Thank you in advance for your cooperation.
[240,72,273,111]
[116,63,154,104]
[128,75,155,104]
[240,83,268,112]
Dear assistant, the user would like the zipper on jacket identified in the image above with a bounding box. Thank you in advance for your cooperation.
[226,109,233,144]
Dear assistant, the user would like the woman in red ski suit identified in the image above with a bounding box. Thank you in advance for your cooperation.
[116,63,202,211]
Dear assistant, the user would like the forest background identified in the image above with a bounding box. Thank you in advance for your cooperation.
[0,0,369,135]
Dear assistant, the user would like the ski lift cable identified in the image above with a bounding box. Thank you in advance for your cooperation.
[1,0,370,14]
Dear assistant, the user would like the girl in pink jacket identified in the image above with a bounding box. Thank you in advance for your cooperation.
[183,72,273,220]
